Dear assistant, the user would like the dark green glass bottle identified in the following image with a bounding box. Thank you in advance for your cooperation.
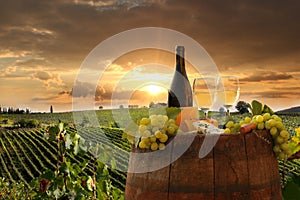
[168,46,193,107]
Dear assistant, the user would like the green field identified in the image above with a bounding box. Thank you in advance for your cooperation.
[0,109,299,199]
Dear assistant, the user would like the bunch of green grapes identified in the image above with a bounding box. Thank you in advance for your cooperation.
[257,114,291,159]
[223,117,252,134]
[123,115,178,151]
[223,113,292,160]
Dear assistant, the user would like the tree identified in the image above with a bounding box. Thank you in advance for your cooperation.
[149,101,155,108]
[50,105,53,113]
[219,107,226,113]
[235,101,250,114]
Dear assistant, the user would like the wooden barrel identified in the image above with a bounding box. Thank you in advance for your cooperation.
[125,130,282,200]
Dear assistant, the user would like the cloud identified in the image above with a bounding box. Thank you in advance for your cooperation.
[71,81,113,101]
[240,71,293,82]
[74,0,167,11]
[271,86,300,91]
[32,71,65,89]
[247,91,298,99]
[71,80,155,103]
[58,90,71,95]
[1,0,299,74]
[33,71,52,81]
[32,96,57,101]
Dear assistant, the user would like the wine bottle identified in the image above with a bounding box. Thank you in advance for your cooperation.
[168,46,193,107]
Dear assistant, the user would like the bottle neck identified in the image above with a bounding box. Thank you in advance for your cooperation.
[175,51,187,76]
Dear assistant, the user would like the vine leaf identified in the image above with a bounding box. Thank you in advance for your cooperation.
[262,104,274,115]
[251,100,263,115]
[65,134,72,149]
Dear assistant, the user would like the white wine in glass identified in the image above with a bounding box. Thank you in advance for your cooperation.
[216,76,240,115]
[193,77,216,117]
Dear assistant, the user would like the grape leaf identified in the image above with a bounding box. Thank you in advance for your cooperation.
[79,137,87,152]
[251,100,263,115]
[262,104,274,115]
[282,175,300,200]
[73,141,79,155]
[65,134,72,149]
[41,170,55,180]
[48,126,59,141]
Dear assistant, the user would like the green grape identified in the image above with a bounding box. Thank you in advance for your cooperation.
[158,143,165,150]
[159,134,168,143]
[139,141,147,149]
[280,143,289,151]
[276,136,284,144]
[234,123,241,130]
[157,122,165,129]
[162,124,168,132]
[150,136,157,143]
[170,124,178,131]
[271,114,278,118]
[280,130,290,139]
[267,119,276,127]
[273,145,281,153]
[168,119,175,124]
[140,117,150,125]
[151,142,158,151]
[239,120,245,126]
[224,128,231,134]
[265,121,271,130]
[151,118,159,126]
[139,125,148,135]
[256,115,264,123]
[226,121,235,128]
[262,113,271,121]
[278,152,286,160]
[257,122,264,130]
[167,126,175,135]
[244,117,251,123]
[273,115,282,122]
[162,115,168,122]
[149,115,156,120]
[276,121,285,131]
[270,127,278,136]
[161,129,167,134]
[143,130,151,137]
[141,137,150,144]
[250,119,257,126]
[155,130,163,139]
[157,114,163,120]
[284,149,292,157]
[152,126,159,133]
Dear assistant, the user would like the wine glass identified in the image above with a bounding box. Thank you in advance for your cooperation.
[192,76,216,118]
[216,75,240,115]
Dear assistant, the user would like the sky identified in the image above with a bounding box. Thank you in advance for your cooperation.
[0,0,299,112]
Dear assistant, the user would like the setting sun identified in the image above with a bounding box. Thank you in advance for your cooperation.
[145,84,165,95]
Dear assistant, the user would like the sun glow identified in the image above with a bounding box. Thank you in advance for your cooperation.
[145,84,165,95]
